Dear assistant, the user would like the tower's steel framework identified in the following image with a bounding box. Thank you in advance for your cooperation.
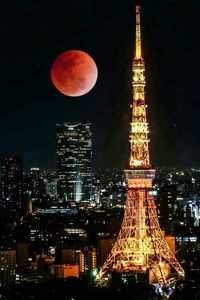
[97,5,184,287]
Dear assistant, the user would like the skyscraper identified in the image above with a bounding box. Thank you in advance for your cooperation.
[1,156,23,217]
[56,122,92,202]
[0,249,16,286]
[157,183,177,233]
[29,167,46,200]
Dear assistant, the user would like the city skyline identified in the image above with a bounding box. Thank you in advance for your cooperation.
[1,0,200,169]
[1,2,200,296]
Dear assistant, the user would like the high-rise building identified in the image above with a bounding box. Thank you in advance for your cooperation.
[0,249,16,286]
[29,167,46,199]
[84,246,97,273]
[1,156,23,216]
[56,122,92,202]
[157,183,177,233]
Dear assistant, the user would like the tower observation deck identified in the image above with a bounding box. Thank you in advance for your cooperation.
[97,5,184,292]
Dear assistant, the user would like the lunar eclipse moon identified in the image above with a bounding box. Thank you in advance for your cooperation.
[51,50,98,97]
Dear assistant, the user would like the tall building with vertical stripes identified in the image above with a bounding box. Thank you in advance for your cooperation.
[56,122,92,202]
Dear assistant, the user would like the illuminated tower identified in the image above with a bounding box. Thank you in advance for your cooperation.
[97,6,184,289]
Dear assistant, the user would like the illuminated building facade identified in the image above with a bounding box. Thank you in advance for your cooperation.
[29,167,45,199]
[84,247,97,273]
[157,183,177,233]
[97,6,184,290]
[1,156,23,216]
[56,122,92,202]
[0,249,16,286]
[54,247,96,277]
[50,264,79,279]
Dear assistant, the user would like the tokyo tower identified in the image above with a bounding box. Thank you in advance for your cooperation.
[97,5,184,289]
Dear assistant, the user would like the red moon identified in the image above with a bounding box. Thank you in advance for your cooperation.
[51,50,98,97]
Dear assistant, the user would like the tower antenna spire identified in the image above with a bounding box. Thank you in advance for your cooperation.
[130,4,149,169]
[135,5,142,59]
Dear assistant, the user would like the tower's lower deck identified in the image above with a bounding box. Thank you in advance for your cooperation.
[97,168,184,287]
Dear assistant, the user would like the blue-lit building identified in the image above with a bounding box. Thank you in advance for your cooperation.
[56,122,92,202]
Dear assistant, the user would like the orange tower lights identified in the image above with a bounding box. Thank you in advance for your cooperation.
[97,5,184,290]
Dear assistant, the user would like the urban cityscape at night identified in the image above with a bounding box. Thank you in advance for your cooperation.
[1,1,200,299]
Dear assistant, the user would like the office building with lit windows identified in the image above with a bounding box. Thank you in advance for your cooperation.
[56,122,92,202]
[156,183,177,233]
[1,156,23,216]
[0,249,16,286]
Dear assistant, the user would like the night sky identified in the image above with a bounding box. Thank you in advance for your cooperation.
[1,0,200,170]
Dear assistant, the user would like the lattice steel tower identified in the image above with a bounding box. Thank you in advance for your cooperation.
[97,5,184,288]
